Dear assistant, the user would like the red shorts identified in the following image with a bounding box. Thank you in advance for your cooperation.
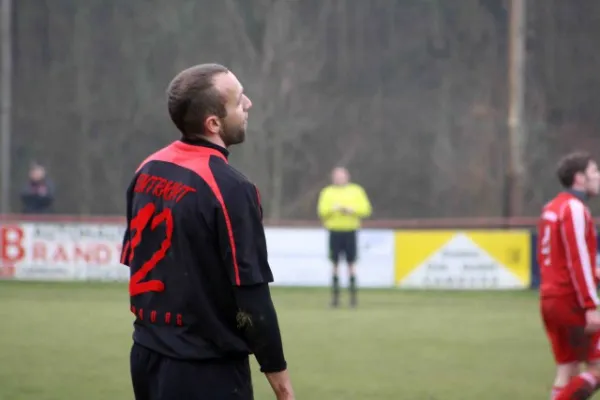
[541,296,600,364]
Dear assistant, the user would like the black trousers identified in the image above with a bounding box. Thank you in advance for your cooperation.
[130,343,254,400]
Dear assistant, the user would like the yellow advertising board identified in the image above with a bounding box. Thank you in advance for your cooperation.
[394,230,531,289]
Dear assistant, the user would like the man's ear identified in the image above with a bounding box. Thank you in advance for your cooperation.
[204,115,221,136]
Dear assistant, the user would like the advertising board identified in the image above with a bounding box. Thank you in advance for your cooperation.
[0,222,396,287]
[395,230,531,289]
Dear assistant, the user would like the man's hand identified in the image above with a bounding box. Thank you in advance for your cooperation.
[265,370,295,400]
[332,204,354,214]
[340,206,354,215]
[37,185,48,196]
[585,309,600,333]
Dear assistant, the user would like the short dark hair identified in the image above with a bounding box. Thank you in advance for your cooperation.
[166,63,229,137]
[556,151,593,188]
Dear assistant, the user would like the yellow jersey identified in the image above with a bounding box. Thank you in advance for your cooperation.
[317,183,372,231]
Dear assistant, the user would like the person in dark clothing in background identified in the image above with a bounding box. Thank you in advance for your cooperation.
[20,163,54,214]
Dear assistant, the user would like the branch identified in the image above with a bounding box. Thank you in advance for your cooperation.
[223,0,259,64]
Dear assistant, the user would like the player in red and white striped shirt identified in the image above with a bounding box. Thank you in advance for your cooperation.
[538,152,600,400]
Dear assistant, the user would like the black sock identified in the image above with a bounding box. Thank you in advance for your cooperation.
[332,275,339,305]
[349,275,357,306]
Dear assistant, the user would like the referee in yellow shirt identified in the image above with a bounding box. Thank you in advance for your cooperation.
[317,167,372,308]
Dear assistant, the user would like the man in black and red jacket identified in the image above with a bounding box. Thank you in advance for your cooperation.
[121,63,294,400]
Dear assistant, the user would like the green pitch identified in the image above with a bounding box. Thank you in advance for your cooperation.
[0,281,555,399]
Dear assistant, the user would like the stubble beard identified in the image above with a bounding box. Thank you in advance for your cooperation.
[220,122,246,147]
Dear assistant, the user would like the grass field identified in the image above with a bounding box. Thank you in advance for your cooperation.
[0,281,559,399]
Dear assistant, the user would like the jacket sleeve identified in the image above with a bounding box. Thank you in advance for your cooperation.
[40,181,55,205]
[317,187,335,220]
[351,185,372,218]
[120,179,135,266]
[218,181,273,286]
[561,199,599,309]
[232,283,287,373]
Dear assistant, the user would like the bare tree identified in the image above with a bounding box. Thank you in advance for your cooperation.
[9,0,600,219]
[223,0,335,219]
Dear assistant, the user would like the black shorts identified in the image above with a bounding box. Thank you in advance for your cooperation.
[130,343,254,400]
[328,230,357,264]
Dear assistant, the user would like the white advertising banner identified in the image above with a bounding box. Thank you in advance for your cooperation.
[265,228,395,287]
[0,222,395,287]
[0,222,128,281]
